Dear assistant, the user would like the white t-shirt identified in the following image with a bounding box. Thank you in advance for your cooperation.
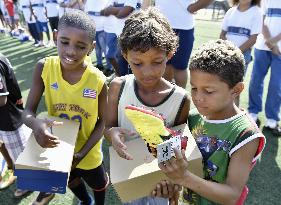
[58,0,71,17]
[255,0,281,51]
[103,0,139,35]
[85,0,109,32]
[44,0,59,18]
[30,0,48,22]
[155,0,194,30]
[19,0,37,23]
[222,5,262,48]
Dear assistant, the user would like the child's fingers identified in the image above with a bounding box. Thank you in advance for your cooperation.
[118,149,133,160]
[120,128,136,136]
[44,118,63,127]
[52,120,64,126]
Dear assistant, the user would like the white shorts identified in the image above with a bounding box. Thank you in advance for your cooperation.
[0,124,32,162]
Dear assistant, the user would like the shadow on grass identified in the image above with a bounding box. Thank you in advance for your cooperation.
[246,129,281,205]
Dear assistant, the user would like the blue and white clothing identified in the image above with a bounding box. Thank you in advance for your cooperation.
[85,0,108,32]
[248,0,281,124]
[44,0,59,18]
[30,0,48,22]
[222,5,262,48]
[255,0,281,51]
[155,0,195,30]
[19,0,37,23]
[103,0,139,36]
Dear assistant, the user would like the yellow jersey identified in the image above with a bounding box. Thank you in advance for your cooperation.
[41,56,106,170]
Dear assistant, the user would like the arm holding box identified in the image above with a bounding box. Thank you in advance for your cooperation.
[22,59,61,148]
[158,139,259,204]
[105,77,136,160]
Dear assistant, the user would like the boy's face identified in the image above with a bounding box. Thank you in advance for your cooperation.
[190,70,243,120]
[124,48,173,88]
[57,26,94,70]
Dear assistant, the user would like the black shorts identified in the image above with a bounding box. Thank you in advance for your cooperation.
[0,9,3,17]
[48,16,59,31]
[69,163,109,191]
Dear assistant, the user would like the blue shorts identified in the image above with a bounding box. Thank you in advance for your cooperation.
[105,32,118,59]
[168,28,194,70]
[36,21,49,33]
[117,49,132,76]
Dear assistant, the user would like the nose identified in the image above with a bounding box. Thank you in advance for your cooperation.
[142,65,153,77]
[193,91,204,103]
[66,45,76,57]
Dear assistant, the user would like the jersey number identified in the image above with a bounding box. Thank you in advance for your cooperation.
[59,113,82,129]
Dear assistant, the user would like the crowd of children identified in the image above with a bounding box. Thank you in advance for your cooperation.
[1,0,280,204]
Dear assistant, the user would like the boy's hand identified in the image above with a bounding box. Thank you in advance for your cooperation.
[151,180,181,205]
[71,152,83,170]
[109,127,136,160]
[158,149,189,186]
[272,46,281,56]
[33,119,63,148]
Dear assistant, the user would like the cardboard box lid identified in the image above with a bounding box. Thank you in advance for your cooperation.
[110,124,203,202]
[15,116,79,173]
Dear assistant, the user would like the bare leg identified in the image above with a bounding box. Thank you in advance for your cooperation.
[109,57,120,76]
[174,68,188,89]
[0,143,14,169]
[163,64,174,82]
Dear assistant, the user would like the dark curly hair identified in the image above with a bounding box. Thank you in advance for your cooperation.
[58,10,96,42]
[189,39,245,88]
[119,7,178,55]
[232,0,261,6]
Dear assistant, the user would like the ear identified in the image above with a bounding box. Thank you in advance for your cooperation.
[231,82,244,98]
[88,41,96,55]
[167,50,175,61]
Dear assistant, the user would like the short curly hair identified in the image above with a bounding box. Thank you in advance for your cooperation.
[189,39,245,88]
[119,7,178,55]
[58,10,96,42]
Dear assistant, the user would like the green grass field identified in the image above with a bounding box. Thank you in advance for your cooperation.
[0,19,280,205]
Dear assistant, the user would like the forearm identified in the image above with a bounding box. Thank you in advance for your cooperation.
[77,118,105,157]
[188,0,213,13]
[239,35,257,52]
[115,7,134,19]
[101,7,119,16]
[220,31,227,40]
[22,109,39,130]
[104,126,113,143]
[182,172,240,205]
[262,24,271,40]
[270,32,281,44]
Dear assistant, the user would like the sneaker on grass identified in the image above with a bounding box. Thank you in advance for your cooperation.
[0,169,16,189]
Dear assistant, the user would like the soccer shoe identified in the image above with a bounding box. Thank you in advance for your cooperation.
[0,169,16,189]
[125,105,187,155]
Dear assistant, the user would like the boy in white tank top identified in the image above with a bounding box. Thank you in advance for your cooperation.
[105,7,190,205]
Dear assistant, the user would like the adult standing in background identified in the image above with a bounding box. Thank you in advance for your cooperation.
[248,0,281,136]
[85,0,112,72]
[155,0,213,88]
[44,0,59,45]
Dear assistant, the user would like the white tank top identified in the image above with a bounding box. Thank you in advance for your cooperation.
[118,74,188,132]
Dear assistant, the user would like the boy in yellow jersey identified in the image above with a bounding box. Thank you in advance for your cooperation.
[22,10,108,205]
